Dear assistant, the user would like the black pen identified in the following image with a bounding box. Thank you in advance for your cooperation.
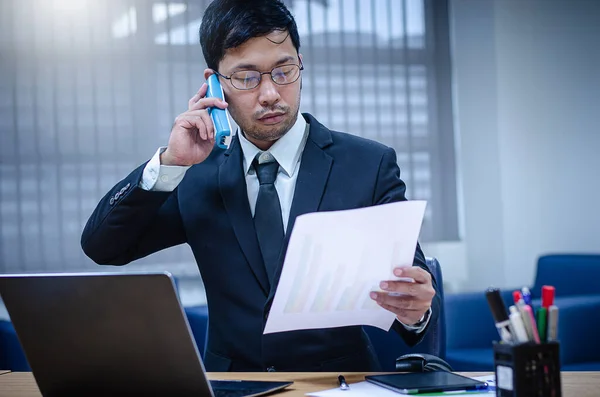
[338,375,350,390]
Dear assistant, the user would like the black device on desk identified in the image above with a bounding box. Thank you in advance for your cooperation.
[0,272,292,397]
[366,372,488,394]
[395,353,454,372]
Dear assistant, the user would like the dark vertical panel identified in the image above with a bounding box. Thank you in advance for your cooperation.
[387,0,398,152]
[0,0,5,273]
[129,0,140,160]
[166,2,175,120]
[184,0,192,94]
[88,0,102,232]
[107,0,118,170]
[70,14,84,267]
[9,0,24,272]
[401,0,416,192]
[30,0,44,270]
[182,0,192,266]
[424,0,458,240]
[50,2,65,271]
[371,0,382,142]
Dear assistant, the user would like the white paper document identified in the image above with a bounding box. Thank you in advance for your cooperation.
[263,200,427,334]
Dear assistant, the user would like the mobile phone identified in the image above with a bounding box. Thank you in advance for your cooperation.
[206,74,232,149]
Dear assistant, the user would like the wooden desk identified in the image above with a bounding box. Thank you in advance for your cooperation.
[0,371,598,396]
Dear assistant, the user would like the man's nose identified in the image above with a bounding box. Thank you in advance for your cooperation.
[257,77,281,107]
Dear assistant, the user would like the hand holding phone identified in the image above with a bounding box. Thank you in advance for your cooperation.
[162,80,228,166]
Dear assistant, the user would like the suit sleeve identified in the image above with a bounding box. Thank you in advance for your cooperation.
[81,162,187,266]
[372,147,442,347]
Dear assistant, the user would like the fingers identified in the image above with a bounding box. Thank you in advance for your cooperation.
[174,110,214,140]
[369,267,435,325]
[379,277,435,298]
[393,266,431,284]
[370,291,430,311]
[188,85,206,110]
[378,302,424,325]
[370,290,431,325]
[188,84,228,111]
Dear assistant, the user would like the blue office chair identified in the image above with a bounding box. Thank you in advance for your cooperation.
[184,305,209,359]
[445,254,600,371]
[0,319,31,371]
[363,257,446,371]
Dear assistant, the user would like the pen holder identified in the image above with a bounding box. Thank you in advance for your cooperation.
[493,341,561,397]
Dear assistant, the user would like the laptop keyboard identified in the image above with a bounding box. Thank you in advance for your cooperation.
[212,389,260,397]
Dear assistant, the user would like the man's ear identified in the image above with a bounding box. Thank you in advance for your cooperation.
[203,68,215,80]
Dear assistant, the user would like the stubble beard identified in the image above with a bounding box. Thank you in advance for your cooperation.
[232,92,302,144]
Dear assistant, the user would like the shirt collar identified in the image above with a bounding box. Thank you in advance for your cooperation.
[239,114,308,177]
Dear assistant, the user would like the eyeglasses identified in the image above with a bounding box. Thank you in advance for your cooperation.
[213,62,304,90]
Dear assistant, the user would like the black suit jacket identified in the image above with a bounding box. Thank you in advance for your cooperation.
[81,113,441,372]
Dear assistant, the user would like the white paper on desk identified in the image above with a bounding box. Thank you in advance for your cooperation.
[263,200,427,334]
[306,381,401,397]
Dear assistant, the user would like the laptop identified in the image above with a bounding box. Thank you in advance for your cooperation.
[0,272,292,397]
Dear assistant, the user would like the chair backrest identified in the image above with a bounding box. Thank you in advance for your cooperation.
[364,257,446,371]
[532,254,600,297]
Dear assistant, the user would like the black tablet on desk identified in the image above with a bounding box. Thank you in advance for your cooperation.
[365,372,488,394]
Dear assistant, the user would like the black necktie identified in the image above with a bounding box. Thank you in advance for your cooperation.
[253,157,284,282]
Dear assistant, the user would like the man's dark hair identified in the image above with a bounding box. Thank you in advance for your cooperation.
[199,0,301,71]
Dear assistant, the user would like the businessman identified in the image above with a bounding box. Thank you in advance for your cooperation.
[81,0,440,372]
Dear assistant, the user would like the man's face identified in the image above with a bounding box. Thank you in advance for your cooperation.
[206,31,302,149]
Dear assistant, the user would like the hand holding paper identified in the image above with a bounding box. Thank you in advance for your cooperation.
[371,265,435,326]
[263,201,427,334]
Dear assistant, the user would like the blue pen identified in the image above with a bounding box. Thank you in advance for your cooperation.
[521,287,532,306]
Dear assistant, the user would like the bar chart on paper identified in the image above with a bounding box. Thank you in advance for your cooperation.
[264,201,427,334]
[282,236,384,314]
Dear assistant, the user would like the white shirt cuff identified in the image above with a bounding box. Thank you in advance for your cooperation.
[140,147,191,192]
[397,307,432,334]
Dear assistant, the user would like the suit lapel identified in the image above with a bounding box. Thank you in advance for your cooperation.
[267,115,334,301]
[219,137,270,295]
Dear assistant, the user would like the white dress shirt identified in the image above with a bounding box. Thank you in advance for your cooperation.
[139,114,430,333]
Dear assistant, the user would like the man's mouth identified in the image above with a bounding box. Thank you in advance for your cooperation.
[258,112,286,124]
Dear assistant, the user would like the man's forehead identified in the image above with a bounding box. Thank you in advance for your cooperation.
[220,30,297,71]
[264,29,290,45]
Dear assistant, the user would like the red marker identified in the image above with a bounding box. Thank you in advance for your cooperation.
[542,285,555,308]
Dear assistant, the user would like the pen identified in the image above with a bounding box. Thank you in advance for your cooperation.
[542,285,555,308]
[338,375,349,390]
[512,290,522,305]
[540,286,555,343]
[521,287,532,306]
[509,305,529,343]
[536,306,548,343]
[523,305,541,344]
[485,288,514,343]
[547,305,559,341]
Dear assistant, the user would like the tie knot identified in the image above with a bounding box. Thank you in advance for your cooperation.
[254,157,279,185]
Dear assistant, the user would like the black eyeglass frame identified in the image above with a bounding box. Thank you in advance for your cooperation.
[212,60,304,90]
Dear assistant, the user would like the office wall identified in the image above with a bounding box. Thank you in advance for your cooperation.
[435,0,600,292]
